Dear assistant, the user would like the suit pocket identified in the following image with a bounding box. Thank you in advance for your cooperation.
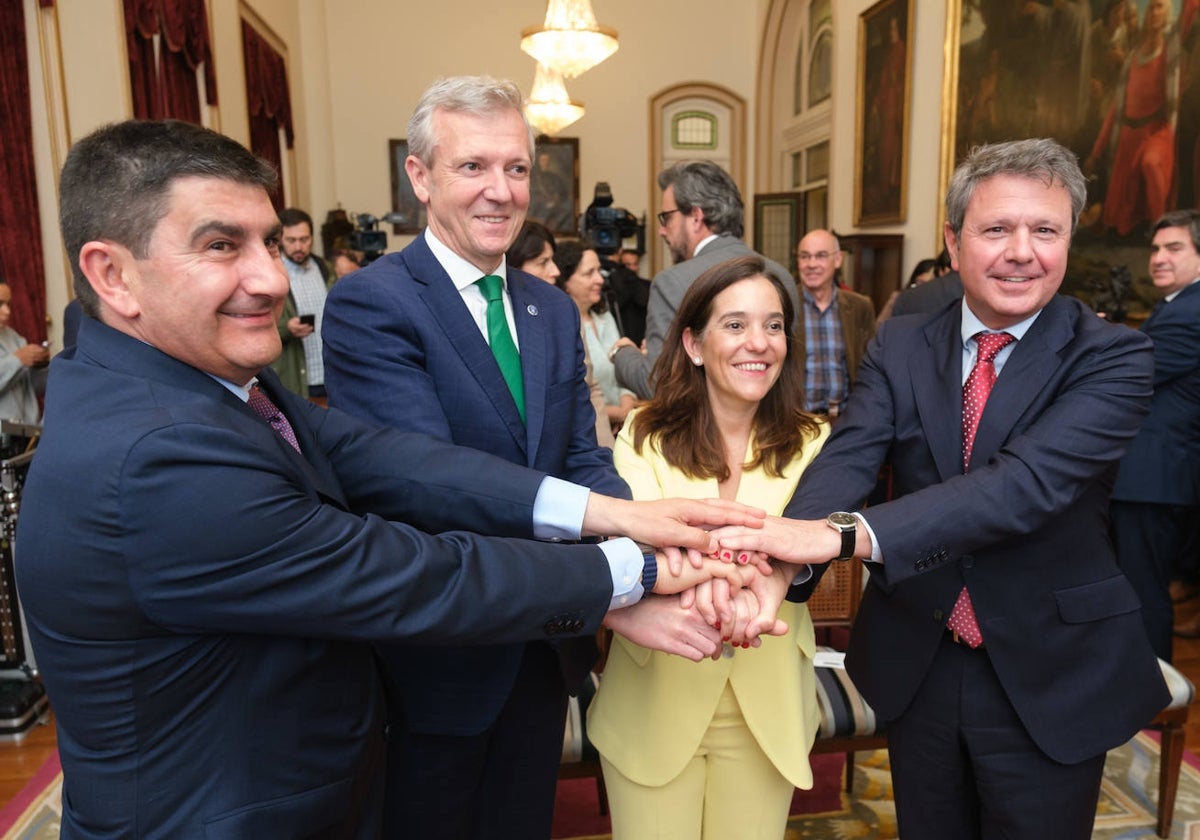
[1054,574,1141,624]
[613,631,653,668]
[545,377,576,411]
[203,777,355,839]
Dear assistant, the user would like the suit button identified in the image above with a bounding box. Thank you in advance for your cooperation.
[933,609,945,622]
[571,620,584,632]
[544,621,558,636]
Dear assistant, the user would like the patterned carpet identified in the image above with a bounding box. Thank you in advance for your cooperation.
[3,732,1198,839]
[557,732,1200,840]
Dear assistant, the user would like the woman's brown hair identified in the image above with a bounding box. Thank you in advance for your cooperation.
[631,255,821,480]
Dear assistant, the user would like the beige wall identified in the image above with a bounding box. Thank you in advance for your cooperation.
[28,0,953,342]
[316,0,766,252]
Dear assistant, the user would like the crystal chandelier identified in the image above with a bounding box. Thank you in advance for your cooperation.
[525,63,584,136]
[520,0,618,79]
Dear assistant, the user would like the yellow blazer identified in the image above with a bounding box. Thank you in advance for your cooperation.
[588,410,829,788]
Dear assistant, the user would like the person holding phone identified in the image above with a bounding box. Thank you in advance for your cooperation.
[274,207,336,402]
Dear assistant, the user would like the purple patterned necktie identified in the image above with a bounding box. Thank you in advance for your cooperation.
[248,384,301,453]
[946,331,1014,647]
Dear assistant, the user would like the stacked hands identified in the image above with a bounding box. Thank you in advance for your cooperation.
[585,494,843,662]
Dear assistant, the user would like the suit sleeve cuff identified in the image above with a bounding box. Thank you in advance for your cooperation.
[600,537,645,610]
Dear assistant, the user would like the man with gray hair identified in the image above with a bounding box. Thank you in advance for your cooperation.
[324,76,685,839]
[611,161,798,398]
[714,138,1167,838]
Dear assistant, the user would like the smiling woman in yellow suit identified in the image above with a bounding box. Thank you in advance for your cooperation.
[587,255,829,840]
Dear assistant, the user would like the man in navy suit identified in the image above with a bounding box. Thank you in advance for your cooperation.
[323,76,641,839]
[17,119,762,839]
[1112,210,1200,655]
[715,139,1168,839]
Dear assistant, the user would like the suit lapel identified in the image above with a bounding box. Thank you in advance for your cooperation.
[253,375,348,501]
[404,242,527,455]
[508,270,545,463]
[969,296,1071,470]
[912,304,965,482]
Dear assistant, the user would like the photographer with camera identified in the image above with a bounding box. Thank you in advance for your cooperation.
[611,161,798,399]
[274,207,336,402]
[580,184,650,347]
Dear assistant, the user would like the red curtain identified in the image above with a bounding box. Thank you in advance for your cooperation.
[124,0,217,122]
[242,20,293,211]
[0,0,47,344]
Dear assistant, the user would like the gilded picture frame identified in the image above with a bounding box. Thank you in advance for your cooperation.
[940,0,1190,317]
[854,0,913,226]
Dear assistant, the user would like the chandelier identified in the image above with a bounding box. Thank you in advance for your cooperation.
[525,63,584,136]
[520,0,618,79]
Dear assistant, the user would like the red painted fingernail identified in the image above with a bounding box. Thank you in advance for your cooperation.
[738,553,749,564]
[721,550,732,561]
[722,636,730,642]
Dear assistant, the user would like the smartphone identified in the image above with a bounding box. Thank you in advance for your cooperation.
[299,314,315,327]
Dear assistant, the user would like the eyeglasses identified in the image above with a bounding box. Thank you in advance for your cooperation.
[797,250,834,262]
[657,208,682,226]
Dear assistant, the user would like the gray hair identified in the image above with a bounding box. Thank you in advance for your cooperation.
[408,76,534,165]
[1152,209,1200,252]
[944,138,1087,237]
[59,120,277,318]
[657,161,745,238]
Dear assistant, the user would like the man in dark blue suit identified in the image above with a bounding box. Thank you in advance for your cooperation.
[323,76,637,840]
[1111,210,1200,656]
[715,139,1168,839]
[17,119,762,839]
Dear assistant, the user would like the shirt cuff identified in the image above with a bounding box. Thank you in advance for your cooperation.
[600,537,645,610]
[854,512,883,564]
[532,476,588,541]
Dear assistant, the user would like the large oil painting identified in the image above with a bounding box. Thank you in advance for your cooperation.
[944,0,1198,319]
[855,0,913,225]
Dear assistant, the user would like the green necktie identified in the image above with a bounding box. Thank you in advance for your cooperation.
[476,274,525,422]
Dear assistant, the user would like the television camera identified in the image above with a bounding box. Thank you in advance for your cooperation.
[579,182,645,256]
[348,212,408,265]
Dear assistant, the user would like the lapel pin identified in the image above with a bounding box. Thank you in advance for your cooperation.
[527,305,539,316]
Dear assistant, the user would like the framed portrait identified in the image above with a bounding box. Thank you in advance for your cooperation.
[854,0,913,226]
[388,139,426,234]
[528,136,579,236]
[941,0,1189,319]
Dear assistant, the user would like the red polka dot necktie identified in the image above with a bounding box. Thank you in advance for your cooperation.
[946,331,1014,647]
[248,383,301,453]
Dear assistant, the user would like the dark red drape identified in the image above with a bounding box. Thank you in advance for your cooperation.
[124,0,217,122]
[0,0,48,344]
[241,20,293,210]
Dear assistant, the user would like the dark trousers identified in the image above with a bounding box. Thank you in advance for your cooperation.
[886,635,1106,840]
[383,641,568,840]
[1110,500,1199,661]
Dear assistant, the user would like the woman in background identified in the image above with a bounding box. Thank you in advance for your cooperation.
[506,223,613,447]
[875,256,938,325]
[587,256,828,839]
[554,240,636,432]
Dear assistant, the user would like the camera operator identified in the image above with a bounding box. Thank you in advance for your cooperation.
[580,184,650,346]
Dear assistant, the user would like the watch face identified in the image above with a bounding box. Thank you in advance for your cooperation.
[828,512,856,528]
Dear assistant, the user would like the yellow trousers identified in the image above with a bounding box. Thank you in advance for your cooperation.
[599,684,795,840]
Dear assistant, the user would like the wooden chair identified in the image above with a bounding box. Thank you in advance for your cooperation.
[1151,659,1193,837]
[806,560,887,792]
